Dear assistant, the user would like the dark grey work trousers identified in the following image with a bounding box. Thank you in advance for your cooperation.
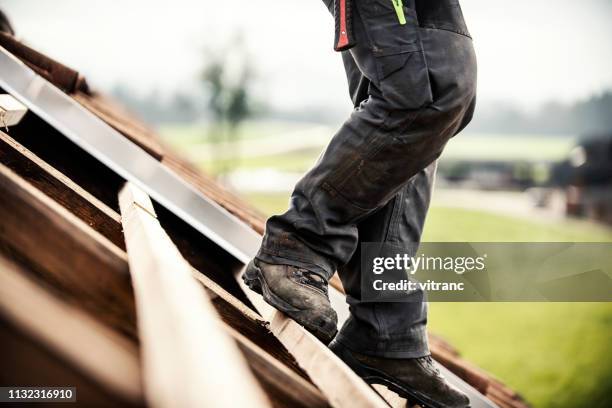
[256,0,477,358]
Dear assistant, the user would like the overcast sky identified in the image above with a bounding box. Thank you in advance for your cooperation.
[1,0,611,114]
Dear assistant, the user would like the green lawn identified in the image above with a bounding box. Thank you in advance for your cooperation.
[159,120,319,144]
[443,133,575,162]
[160,126,577,176]
[196,146,322,175]
[245,192,612,408]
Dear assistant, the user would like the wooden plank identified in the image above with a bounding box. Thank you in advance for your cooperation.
[119,183,271,408]
[193,264,327,406]
[0,142,314,393]
[154,202,252,305]
[190,268,313,379]
[0,130,124,248]
[0,162,137,338]
[0,254,142,404]
[226,325,328,408]
[237,271,389,408]
[0,130,251,325]
[7,113,125,211]
[0,319,140,407]
[192,267,329,406]
[0,93,28,126]
[0,158,323,406]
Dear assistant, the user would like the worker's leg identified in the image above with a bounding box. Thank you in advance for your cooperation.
[247,1,475,404]
[256,0,477,280]
[335,35,436,357]
[335,162,436,357]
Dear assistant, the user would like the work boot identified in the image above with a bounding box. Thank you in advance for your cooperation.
[329,340,470,408]
[242,259,338,343]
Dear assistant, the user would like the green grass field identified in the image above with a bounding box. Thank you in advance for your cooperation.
[442,133,575,162]
[160,124,576,176]
[245,193,612,408]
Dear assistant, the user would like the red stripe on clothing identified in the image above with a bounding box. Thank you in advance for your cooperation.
[336,0,349,49]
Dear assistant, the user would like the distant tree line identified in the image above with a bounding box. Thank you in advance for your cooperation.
[110,85,206,125]
[112,84,612,138]
[468,91,612,136]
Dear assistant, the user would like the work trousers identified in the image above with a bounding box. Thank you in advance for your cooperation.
[257,0,477,357]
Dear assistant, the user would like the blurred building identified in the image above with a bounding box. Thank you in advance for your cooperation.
[553,134,612,224]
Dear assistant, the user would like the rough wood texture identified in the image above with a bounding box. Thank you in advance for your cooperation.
[7,112,125,211]
[227,326,328,408]
[0,154,324,406]
[194,269,329,407]
[154,202,251,305]
[0,130,124,249]
[191,270,310,380]
[0,254,142,404]
[372,385,424,408]
[237,268,388,408]
[0,319,140,407]
[119,182,270,408]
[0,162,137,338]
[0,137,312,389]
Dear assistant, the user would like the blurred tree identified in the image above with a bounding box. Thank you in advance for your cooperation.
[200,37,254,176]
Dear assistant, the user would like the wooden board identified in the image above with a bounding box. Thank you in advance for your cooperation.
[0,254,142,404]
[226,325,328,408]
[0,139,320,400]
[237,268,389,408]
[6,112,125,211]
[0,319,140,407]
[0,130,124,248]
[0,162,137,338]
[119,182,270,408]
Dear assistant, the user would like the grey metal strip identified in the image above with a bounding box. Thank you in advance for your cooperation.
[0,46,261,263]
[437,365,500,408]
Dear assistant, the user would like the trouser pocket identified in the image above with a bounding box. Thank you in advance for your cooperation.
[356,1,433,110]
[357,0,420,56]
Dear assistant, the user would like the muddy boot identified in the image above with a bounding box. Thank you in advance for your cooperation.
[242,259,338,343]
[329,340,470,408]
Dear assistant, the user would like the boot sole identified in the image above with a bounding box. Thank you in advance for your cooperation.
[332,342,470,408]
[243,263,337,344]
[363,374,447,408]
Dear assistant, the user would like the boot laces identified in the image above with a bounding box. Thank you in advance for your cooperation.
[293,269,328,294]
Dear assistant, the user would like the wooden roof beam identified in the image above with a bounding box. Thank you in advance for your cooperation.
[0,161,327,406]
[0,130,124,248]
[237,272,390,408]
[0,254,143,405]
[118,182,270,408]
[0,161,137,338]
